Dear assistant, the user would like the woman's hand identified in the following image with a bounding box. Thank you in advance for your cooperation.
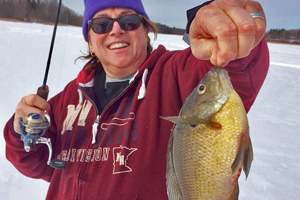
[14,94,50,134]
[190,0,266,67]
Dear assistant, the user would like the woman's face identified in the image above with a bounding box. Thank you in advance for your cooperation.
[88,7,149,78]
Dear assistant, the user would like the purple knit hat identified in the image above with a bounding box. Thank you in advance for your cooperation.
[83,0,149,42]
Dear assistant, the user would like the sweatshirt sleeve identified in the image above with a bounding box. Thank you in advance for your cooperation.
[3,104,57,182]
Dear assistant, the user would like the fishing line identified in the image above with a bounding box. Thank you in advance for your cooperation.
[50,0,68,105]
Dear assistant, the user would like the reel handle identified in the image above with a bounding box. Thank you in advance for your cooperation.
[36,137,66,170]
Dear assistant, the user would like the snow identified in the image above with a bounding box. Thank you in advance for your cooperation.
[1,20,300,199]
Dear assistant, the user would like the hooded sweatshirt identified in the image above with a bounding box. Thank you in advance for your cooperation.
[4,40,269,200]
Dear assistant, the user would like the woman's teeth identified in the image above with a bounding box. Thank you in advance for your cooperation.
[109,43,129,50]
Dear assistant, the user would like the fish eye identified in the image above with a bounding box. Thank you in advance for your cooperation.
[190,124,197,128]
[197,84,206,94]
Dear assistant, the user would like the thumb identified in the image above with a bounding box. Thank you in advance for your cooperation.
[189,19,221,66]
[190,29,230,67]
[190,34,216,61]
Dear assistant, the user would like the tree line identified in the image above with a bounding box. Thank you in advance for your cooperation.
[265,28,300,44]
[155,23,185,35]
[0,0,83,26]
[154,27,300,45]
[1,0,299,44]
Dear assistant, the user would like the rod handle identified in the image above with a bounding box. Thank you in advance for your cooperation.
[37,85,49,100]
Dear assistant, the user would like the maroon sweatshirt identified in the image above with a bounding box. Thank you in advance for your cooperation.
[4,40,269,200]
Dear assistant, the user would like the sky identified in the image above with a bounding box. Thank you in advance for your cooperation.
[65,0,300,30]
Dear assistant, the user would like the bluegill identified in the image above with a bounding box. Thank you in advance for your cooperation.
[163,67,253,200]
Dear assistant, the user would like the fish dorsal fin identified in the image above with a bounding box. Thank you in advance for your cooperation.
[166,131,183,200]
[243,137,254,179]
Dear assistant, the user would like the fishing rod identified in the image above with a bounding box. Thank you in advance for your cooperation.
[38,0,63,100]
[19,0,66,170]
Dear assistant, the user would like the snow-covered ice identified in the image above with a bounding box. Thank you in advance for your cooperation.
[1,21,300,199]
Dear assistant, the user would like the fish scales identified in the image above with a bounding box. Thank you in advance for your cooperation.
[164,67,253,200]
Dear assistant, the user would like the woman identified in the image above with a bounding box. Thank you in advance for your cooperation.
[4,0,269,199]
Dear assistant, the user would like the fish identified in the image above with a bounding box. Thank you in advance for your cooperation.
[162,67,253,200]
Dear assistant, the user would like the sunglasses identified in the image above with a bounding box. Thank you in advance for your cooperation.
[88,14,144,34]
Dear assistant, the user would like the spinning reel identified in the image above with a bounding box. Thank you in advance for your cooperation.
[19,113,66,169]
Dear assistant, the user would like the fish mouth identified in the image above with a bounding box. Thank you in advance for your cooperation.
[214,68,232,102]
[211,67,232,96]
[204,68,229,102]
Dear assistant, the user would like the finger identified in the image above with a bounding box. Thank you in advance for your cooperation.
[14,106,46,134]
[224,7,256,59]
[189,31,216,61]
[15,104,48,119]
[208,11,239,66]
[15,95,50,125]
[22,94,51,111]
[13,116,21,134]
[245,1,267,47]
[210,42,219,67]
[14,95,50,134]
[189,7,216,61]
[190,7,239,66]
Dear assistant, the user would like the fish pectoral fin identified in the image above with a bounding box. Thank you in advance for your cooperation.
[209,122,222,129]
[243,137,254,179]
[161,116,211,125]
[228,183,239,200]
[231,137,244,174]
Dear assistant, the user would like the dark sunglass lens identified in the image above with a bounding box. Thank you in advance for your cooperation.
[119,14,141,31]
[92,18,113,33]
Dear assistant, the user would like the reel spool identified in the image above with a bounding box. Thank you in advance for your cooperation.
[19,113,66,169]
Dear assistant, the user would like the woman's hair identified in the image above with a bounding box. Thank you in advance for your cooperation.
[77,15,158,63]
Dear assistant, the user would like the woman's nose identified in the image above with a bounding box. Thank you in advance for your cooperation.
[109,21,125,36]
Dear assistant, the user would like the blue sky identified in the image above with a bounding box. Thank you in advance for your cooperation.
[67,0,300,30]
